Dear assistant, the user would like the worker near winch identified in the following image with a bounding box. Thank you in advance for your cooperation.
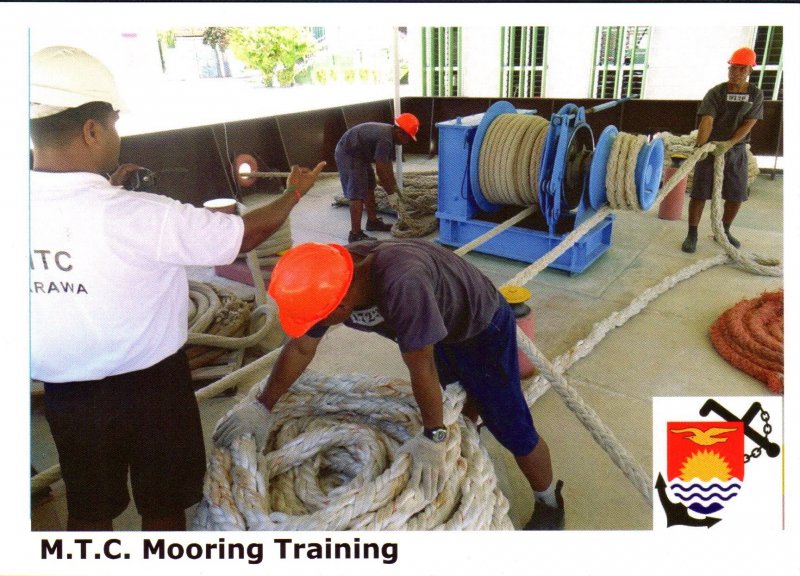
[214,239,566,530]
[29,46,325,531]
[335,114,419,243]
[681,46,764,253]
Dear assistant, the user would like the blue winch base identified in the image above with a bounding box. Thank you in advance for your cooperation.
[435,110,614,274]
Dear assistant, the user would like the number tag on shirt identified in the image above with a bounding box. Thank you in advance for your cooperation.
[349,306,385,328]
[727,93,750,103]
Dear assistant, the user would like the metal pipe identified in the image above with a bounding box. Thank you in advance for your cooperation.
[773,46,783,101]
[499,27,506,96]
[613,26,624,98]
[457,27,463,95]
[756,27,772,88]
[520,26,528,98]
[393,26,403,187]
[447,27,453,96]
[421,27,428,96]
[234,170,341,179]
[601,27,612,98]
[438,27,445,96]
[626,26,637,97]
[540,27,548,96]
[509,26,516,97]
[586,96,630,114]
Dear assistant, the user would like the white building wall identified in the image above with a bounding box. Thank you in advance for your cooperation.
[456,25,758,100]
[543,25,597,98]
[645,27,754,99]
[461,27,502,97]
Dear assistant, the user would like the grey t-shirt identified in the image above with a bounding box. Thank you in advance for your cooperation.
[697,82,764,143]
[307,239,501,352]
[335,122,396,163]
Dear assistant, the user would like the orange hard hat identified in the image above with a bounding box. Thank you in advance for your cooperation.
[267,243,354,338]
[394,112,419,141]
[728,47,756,66]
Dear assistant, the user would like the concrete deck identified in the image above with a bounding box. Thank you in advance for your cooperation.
[31,156,783,531]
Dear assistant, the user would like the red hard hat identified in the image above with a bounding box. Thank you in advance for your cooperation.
[394,112,419,141]
[267,243,354,338]
[728,47,756,66]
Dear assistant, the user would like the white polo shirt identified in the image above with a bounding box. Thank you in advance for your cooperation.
[30,171,245,383]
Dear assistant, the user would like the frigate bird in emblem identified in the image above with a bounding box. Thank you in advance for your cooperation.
[669,426,738,446]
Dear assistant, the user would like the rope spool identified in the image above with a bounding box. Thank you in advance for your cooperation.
[479,114,549,207]
[472,103,663,226]
[193,372,514,530]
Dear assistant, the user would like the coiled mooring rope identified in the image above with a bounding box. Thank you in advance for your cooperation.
[479,114,549,207]
[186,281,280,354]
[709,289,783,394]
[193,372,513,530]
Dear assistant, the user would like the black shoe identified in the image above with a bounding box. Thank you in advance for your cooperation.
[524,480,565,530]
[365,217,393,232]
[725,231,741,249]
[681,234,697,253]
[348,230,375,243]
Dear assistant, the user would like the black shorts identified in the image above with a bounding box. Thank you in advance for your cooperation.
[690,143,749,202]
[43,350,206,522]
[433,301,539,457]
[335,144,376,201]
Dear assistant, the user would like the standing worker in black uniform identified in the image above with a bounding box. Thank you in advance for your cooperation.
[29,46,326,531]
[335,113,419,242]
[681,47,764,253]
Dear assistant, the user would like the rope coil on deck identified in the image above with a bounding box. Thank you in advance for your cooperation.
[186,281,281,356]
[193,372,513,530]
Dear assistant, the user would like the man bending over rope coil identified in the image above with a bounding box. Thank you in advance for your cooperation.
[213,239,566,530]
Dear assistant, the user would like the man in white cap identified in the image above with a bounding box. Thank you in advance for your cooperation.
[30,46,325,531]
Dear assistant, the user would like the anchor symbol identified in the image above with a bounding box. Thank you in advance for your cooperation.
[700,399,780,458]
[655,473,721,528]
[656,398,779,527]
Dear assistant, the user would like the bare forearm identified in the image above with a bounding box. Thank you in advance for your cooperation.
[240,189,298,253]
[260,338,318,409]
[403,346,444,429]
[728,119,758,145]
[696,116,714,147]
[375,162,399,194]
[240,160,327,253]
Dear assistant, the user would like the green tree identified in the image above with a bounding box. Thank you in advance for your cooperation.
[228,27,317,87]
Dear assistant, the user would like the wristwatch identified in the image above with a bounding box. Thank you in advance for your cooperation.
[423,426,448,443]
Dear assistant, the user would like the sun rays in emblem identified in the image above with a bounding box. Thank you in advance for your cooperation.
[679,450,732,482]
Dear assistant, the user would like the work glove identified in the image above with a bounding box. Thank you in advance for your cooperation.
[712,140,734,157]
[386,191,400,210]
[212,400,274,452]
[398,432,448,500]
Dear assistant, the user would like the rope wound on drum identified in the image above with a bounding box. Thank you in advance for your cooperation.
[471,98,664,235]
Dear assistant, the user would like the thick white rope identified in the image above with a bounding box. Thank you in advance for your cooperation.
[193,372,513,530]
[480,114,548,206]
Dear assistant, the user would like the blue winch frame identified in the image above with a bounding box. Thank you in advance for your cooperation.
[435,99,663,275]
